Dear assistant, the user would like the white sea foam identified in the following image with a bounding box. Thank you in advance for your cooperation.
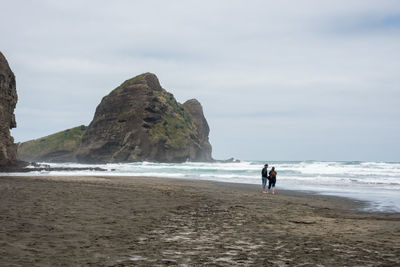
[3,160,400,212]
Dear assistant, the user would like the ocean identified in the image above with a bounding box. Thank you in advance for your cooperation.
[4,160,400,212]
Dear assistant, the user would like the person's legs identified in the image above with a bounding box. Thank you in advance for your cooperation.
[262,178,267,193]
[271,180,276,194]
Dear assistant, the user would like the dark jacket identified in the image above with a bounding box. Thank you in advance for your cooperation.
[261,167,268,178]
[269,170,277,180]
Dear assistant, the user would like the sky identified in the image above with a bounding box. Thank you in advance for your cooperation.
[1,0,399,161]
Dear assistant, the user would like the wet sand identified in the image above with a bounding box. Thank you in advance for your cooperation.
[0,175,399,266]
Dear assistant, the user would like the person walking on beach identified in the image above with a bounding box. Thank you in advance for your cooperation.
[268,166,277,194]
[261,163,269,194]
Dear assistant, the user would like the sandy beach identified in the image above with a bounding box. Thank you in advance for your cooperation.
[0,175,399,266]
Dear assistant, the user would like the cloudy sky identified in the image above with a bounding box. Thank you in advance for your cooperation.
[1,0,399,161]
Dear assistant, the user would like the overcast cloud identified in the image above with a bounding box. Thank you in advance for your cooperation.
[1,0,399,161]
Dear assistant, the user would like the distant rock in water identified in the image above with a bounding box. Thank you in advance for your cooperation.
[17,125,88,162]
[76,72,213,163]
[0,51,18,167]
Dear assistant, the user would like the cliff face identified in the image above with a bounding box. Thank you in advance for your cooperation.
[76,73,213,163]
[183,99,212,161]
[0,52,18,166]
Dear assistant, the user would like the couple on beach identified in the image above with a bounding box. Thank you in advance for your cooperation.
[261,163,277,194]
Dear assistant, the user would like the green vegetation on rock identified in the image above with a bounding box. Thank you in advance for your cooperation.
[149,89,197,149]
[150,115,191,149]
[18,125,87,161]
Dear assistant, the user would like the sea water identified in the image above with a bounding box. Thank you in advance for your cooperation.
[4,161,400,212]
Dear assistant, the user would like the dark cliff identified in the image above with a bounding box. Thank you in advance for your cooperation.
[0,52,18,167]
[75,73,213,163]
[183,99,212,161]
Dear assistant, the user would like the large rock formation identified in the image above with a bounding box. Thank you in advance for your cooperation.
[0,52,18,167]
[75,73,213,163]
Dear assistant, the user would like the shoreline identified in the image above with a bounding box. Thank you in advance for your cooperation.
[1,175,399,265]
[3,172,398,213]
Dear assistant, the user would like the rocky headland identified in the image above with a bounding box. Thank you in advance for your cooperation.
[18,73,213,163]
[0,52,19,168]
[76,73,212,163]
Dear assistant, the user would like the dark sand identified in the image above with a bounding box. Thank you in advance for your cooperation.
[0,176,399,266]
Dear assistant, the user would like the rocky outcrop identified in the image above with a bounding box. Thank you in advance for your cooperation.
[0,52,18,167]
[183,99,212,161]
[17,125,88,162]
[76,73,213,163]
